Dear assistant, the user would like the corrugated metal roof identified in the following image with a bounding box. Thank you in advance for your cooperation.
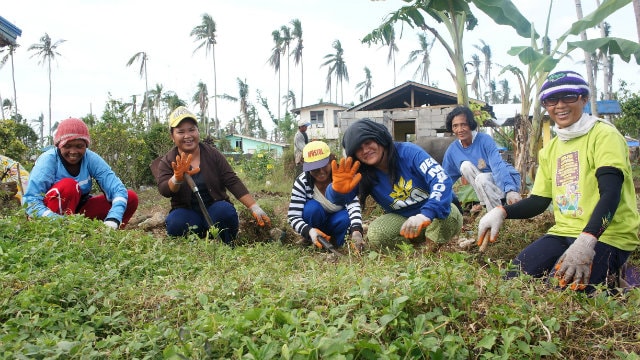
[0,15,22,47]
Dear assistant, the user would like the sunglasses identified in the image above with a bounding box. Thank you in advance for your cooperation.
[541,94,581,107]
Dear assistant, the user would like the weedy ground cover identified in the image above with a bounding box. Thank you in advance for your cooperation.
[1,162,639,358]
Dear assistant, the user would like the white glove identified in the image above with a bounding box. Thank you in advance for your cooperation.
[554,233,597,290]
[350,231,365,253]
[506,191,522,205]
[400,214,432,239]
[250,204,271,227]
[308,228,330,248]
[477,206,506,250]
[104,220,119,230]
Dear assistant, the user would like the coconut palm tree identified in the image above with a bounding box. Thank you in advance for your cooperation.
[1,44,20,117]
[148,83,164,123]
[402,32,435,85]
[499,79,511,104]
[290,19,304,107]
[30,113,44,147]
[218,78,251,135]
[192,81,209,133]
[191,13,218,136]
[126,51,151,127]
[383,27,399,87]
[466,54,482,100]
[321,39,349,105]
[355,67,373,101]
[28,33,66,144]
[574,0,599,117]
[282,90,296,112]
[280,25,292,113]
[473,40,493,92]
[268,29,283,121]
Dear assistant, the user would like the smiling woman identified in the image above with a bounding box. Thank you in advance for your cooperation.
[22,117,139,229]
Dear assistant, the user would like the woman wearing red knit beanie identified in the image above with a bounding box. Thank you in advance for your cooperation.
[22,117,138,229]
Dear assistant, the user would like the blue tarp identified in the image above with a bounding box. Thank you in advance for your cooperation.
[584,100,621,115]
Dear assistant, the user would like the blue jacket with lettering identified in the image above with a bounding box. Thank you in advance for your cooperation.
[327,142,453,220]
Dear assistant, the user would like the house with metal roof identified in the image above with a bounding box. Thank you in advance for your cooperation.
[0,15,22,47]
[340,81,489,142]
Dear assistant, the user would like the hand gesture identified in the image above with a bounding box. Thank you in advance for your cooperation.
[400,214,432,239]
[477,206,506,251]
[171,152,200,182]
[554,233,597,291]
[331,157,362,194]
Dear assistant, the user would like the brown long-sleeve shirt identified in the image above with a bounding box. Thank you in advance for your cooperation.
[150,143,249,210]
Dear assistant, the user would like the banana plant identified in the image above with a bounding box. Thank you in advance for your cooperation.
[363,0,535,106]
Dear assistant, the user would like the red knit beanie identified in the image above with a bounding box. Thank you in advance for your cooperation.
[54,118,91,148]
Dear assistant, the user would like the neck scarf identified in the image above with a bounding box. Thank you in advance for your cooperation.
[554,113,608,141]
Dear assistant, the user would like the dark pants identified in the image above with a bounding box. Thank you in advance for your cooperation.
[302,199,350,247]
[507,234,630,293]
[166,201,239,245]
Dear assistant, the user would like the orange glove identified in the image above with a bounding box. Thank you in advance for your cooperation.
[309,228,331,249]
[331,157,362,194]
[250,204,271,227]
[171,153,200,183]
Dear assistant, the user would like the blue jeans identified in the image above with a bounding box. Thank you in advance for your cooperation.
[507,234,630,293]
[303,199,350,247]
[166,201,239,245]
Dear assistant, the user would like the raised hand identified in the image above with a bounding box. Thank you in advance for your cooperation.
[331,157,361,194]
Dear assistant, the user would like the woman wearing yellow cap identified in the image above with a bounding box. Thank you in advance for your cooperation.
[150,106,270,244]
[287,141,364,250]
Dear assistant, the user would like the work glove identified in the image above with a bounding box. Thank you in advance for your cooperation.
[103,219,120,230]
[505,191,522,205]
[350,231,365,254]
[250,204,271,227]
[171,152,201,183]
[309,228,331,249]
[399,214,432,239]
[477,206,506,250]
[554,232,597,291]
[331,157,362,194]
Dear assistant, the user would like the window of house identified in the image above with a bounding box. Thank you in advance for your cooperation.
[310,111,324,128]
[333,110,341,127]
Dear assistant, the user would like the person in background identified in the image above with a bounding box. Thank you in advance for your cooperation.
[477,70,640,293]
[288,141,364,251]
[294,119,311,177]
[326,118,462,250]
[442,105,522,212]
[23,117,138,229]
[150,106,270,244]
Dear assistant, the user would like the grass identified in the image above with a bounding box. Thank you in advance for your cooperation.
[1,164,640,359]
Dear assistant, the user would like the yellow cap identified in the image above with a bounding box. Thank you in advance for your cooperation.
[169,106,198,128]
[303,141,331,171]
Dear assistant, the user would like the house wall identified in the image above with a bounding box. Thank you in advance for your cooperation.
[226,136,286,157]
[339,105,456,141]
[298,105,346,140]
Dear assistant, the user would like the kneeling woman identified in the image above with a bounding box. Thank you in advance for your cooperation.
[288,141,364,249]
[327,119,462,249]
[23,117,138,229]
[151,107,270,244]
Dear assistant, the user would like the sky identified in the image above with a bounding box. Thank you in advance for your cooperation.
[2,0,639,139]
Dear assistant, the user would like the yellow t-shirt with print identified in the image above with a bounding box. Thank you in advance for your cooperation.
[531,121,640,251]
